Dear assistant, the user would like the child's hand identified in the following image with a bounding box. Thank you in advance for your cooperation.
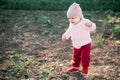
[62,35,67,41]
[85,22,92,27]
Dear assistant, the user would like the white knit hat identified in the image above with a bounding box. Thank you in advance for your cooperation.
[67,2,83,18]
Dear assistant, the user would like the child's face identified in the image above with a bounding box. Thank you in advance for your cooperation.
[68,17,81,25]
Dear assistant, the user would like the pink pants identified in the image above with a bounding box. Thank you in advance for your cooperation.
[72,43,91,68]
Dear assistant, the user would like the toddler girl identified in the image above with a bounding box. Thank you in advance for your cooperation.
[62,2,96,74]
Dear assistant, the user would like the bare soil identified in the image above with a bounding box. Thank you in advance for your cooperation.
[0,10,120,80]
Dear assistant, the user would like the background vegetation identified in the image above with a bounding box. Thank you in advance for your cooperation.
[0,0,120,11]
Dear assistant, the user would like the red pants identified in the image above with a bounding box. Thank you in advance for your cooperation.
[72,43,91,68]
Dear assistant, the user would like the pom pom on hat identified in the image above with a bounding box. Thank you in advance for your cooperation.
[67,2,83,18]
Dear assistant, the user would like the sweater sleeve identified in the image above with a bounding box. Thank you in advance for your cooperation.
[90,22,96,32]
[85,19,96,32]
[62,24,71,39]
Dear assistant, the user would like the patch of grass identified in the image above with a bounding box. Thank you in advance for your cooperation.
[30,41,41,45]
[40,28,53,36]
[95,34,104,47]
[84,11,92,19]
[32,34,39,38]
[6,53,29,79]
[83,11,97,22]
[112,24,120,34]
[115,40,120,45]
[0,10,12,23]
[42,16,53,26]
[13,20,31,31]
[41,29,50,36]
[40,68,53,78]
[106,14,120,36]
[96,19,104,23]
[33,15,39,20]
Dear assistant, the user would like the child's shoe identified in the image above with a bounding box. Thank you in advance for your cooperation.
[82,67,88,74]
[67,67,79,73]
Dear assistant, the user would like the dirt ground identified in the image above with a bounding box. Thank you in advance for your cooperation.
[0,10,120,80]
